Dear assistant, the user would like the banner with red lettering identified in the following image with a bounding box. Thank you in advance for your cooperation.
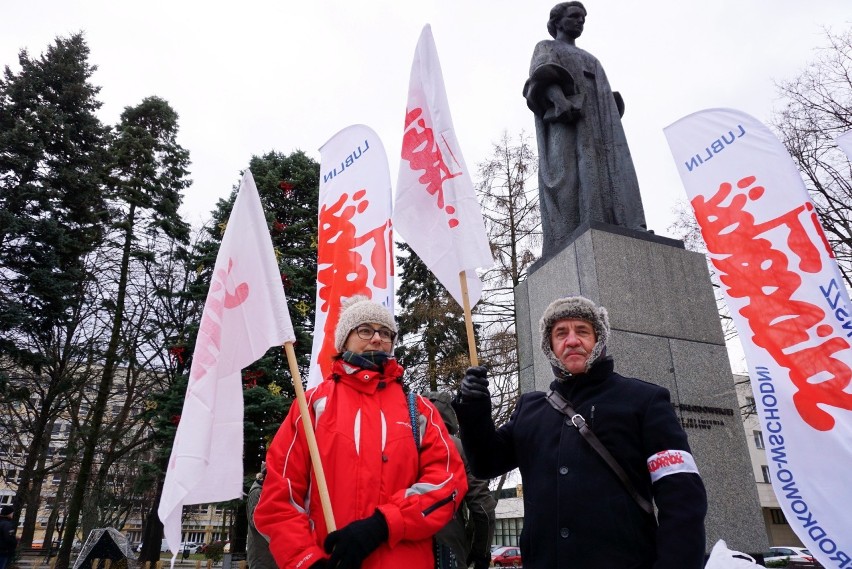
[159,171,296,557]
[664,108,852,567]
[308,125,394,388]
[394,24,492,307]
[835,129,852,162]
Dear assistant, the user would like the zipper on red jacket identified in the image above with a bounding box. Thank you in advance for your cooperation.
[421,490,457,517]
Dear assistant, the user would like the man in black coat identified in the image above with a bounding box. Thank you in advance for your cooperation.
[453,296,707,569]
[0,505,17,569]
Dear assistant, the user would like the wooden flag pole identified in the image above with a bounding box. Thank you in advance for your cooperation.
[283,342,336,532]
[459,271,479,366]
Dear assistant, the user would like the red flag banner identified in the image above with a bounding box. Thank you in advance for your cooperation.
[393,24,492,307]
[309,125,394,388]
[664,109,852,568]
[158,171,295,555]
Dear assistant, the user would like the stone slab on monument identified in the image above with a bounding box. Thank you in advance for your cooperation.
[515,221,769,554]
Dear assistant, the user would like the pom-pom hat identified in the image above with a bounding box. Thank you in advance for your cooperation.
[334,295,398,352]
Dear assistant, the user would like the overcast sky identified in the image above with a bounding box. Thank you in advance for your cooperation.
[4,0,849,232]
[4,1,850,372]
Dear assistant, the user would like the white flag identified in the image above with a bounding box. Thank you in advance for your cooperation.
[394,24,492,307]
[308,125,394,388]
[158,171,296,556]
[664,109,852,568]
[835,129,852,162]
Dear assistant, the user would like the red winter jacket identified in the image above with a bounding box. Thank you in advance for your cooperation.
[254,358,468,569]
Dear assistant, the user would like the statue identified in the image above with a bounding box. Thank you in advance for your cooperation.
[524,1,647,258]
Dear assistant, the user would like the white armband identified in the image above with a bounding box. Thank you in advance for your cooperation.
[647,449,699,483]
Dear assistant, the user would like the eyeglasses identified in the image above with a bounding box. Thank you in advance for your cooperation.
[354,325,395,343]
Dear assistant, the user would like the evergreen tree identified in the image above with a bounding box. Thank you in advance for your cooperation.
[395,243,473,393]
[170,150,319,552]
[0,32,111,547]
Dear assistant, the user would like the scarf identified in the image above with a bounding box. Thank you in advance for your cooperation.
[340,350,392,372]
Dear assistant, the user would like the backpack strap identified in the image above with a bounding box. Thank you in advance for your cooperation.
[546,390,653,515]
[408,391,421,451]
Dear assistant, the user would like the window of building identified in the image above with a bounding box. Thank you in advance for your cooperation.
[753,430,765,449]
[770,508,788,525]
[744,397,756,414]
[493,517,523,547]
[761,466,771,484]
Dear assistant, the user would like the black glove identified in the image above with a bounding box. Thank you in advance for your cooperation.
[310,560,330,569]
[324,510,388,569]
[460,366,489,401]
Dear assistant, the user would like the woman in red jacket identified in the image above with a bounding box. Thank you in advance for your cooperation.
[255,296,468,569]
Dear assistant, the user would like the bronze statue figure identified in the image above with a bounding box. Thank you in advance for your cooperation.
[524,1,647,258]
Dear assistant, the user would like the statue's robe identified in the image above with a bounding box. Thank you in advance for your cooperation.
[524,40,647,257]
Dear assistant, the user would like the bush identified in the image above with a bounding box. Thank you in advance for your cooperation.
[204,542,225,564]
[766,559,789,568]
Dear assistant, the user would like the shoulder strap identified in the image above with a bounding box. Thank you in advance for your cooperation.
[546,390,654,515]
[408,391,421,451]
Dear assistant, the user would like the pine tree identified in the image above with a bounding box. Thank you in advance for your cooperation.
[395,243,474,393]
[0,32,111,549]
[166,150,319,553]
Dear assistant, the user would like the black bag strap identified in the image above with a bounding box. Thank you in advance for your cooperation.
[546,390,654,515]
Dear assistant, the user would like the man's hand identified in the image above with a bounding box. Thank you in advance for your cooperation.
[460,366,489,400]
[323,510,388,569]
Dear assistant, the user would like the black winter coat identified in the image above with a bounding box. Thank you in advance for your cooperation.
[0,518,16,555]
[453,358,707,569]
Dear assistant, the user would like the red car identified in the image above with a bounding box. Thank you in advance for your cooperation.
[492,546,522,567]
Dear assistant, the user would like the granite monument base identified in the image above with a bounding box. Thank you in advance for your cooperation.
[514,221,769,554]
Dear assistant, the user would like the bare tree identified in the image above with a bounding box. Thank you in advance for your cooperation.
[666,201,737,342]
[476,132,541,430]
[772,26,852,289]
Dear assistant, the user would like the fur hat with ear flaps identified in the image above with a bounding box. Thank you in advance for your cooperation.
[334,295,398,352]
[539,295,610,374]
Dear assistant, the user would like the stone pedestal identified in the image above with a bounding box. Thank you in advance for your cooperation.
[515,222,769,554]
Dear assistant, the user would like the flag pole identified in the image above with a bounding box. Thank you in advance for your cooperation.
[458,271,479,366]
[283,342,336,532]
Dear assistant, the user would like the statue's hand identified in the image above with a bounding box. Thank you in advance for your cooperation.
[544,92,584,123]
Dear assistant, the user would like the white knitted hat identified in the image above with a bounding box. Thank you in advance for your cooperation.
[539,296,610,373]
[334,295,397,352]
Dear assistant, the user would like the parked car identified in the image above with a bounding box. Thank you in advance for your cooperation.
[179,542,204,554]
[764,546,823,568]
[134,540,171,553]
[492,546,522,567]
[200,540,230,554]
